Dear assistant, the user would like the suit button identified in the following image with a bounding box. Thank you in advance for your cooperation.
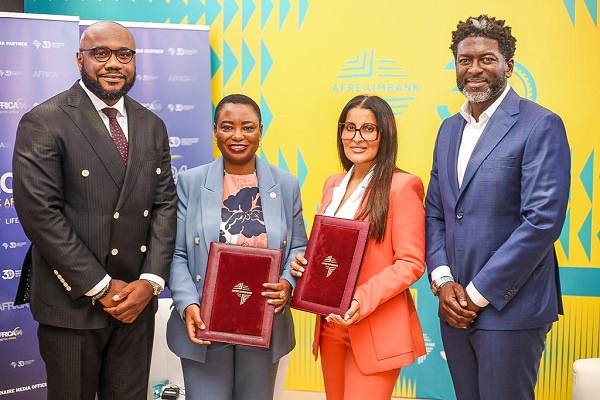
[53,270,59,276]
[196,275,201,282]
[140,245,147,253]
[282,240,287,247]
[143,210,149,217]
[504,293,510,300]
[111,248,119,256]
[194,236,200,245]
[81,169,90,177]
[269,192,276,199]
[456,213,463,220]
[156,168,161,175]
[113,212,120,219]
[66,286,72,292]
[62,282,69,288]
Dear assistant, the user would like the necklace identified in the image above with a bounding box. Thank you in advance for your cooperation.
[223,169,257,175]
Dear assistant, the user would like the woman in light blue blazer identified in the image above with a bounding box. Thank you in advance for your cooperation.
[166,94,308,400]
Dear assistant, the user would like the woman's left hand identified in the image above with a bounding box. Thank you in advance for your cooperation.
[262,279,292,313]
[325,299,360,326]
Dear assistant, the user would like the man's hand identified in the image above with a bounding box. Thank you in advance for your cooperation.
[438,282,477,328]
[184,304,211,345]
[103,279,154,323]
[98,279,128,308]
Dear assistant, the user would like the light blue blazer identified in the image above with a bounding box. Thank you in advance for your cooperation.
[426,88,571,330]
[166,156,308,363]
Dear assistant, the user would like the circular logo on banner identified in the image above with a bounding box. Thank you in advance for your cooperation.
[436,60,537,120]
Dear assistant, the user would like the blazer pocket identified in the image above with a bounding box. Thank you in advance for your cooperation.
[481,157,516,169]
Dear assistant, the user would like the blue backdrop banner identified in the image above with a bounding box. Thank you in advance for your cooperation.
[0,13,80,399]
[0,14,212,398]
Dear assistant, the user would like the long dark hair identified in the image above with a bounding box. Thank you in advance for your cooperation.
[337,95,399,242]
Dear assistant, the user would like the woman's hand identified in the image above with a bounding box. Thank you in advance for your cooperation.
[325,299,360,327]
[262,278,292,313]
[184,304,211,345]
[290,253,307,278]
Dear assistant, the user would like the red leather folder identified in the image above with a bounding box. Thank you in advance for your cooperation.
[196,242,282,348]
[290,215,372,316]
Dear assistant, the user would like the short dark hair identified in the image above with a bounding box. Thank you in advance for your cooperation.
[450,15,517,61]
[214,94,261,125]
[336,95,400,242]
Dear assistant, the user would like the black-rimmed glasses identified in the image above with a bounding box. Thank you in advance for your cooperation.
[79,47,136,64]
[338,122,380,141]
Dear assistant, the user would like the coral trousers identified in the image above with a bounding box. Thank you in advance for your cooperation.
[319,320,401,400]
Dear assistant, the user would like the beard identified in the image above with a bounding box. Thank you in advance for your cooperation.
[80,64,136,101]
[457,71,506,104]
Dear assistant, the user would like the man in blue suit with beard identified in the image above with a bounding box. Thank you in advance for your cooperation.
[426,15,570,400]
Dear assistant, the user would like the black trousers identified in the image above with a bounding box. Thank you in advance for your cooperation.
[38,317,154,400]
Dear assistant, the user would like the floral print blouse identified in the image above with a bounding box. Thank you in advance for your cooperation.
[219,173,268,248]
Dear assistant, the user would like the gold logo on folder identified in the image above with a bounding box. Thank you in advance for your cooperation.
[232,283,252,305]
[322,255,338,278]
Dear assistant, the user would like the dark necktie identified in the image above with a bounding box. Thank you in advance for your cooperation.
[101,107,128,165]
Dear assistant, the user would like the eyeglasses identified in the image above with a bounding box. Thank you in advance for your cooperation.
[338,122,380,141]
[79,47,136,64]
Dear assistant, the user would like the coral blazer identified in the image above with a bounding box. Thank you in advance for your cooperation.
[312,171,427,374]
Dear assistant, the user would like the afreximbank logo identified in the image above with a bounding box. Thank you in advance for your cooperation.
[332,49,420,116]
[0,326,24,342]
[436,60,536,120]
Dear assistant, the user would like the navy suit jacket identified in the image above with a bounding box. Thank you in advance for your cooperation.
[166,156,308,363]
[426,88,570,330]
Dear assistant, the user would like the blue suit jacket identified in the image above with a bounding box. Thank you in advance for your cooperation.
[166,156,307,363]
[426,88,570,330]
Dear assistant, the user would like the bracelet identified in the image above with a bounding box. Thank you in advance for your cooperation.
[91,280,112,306]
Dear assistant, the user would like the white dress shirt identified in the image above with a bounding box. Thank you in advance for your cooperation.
[323,165,374,219]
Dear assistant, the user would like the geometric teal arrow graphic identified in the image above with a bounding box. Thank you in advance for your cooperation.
[559,209,571,260]
[261,39,273,86]
[241,39,256,86]
[580,150,594,202]
[259,147,270,163]
[297,148,308,188]
[224,0,239,31]
[578,209,592,260]
[278,148,290,172]
[210,45,222,78]
[261,0,274,30]
[563,0,576,25]
[584,0,598,25]
[206,0,223,26]
[260,94,273,135]
[223,39,239,86]
[280,0,291,29]
[242,0,256,31]
[299,0,309,28]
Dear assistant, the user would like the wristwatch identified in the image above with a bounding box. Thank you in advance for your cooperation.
[144,279,163,296]
[431,276,454,296]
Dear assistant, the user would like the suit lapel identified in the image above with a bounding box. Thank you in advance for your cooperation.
[256,157,282,250]
[61,83,126,188]
[116,97,146,209]
[447,117,465,201]
[459,89,520,197]
[201,158,225,252]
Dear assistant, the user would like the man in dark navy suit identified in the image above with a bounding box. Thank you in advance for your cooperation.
[426,15,570,400]
[13,21,176,399]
